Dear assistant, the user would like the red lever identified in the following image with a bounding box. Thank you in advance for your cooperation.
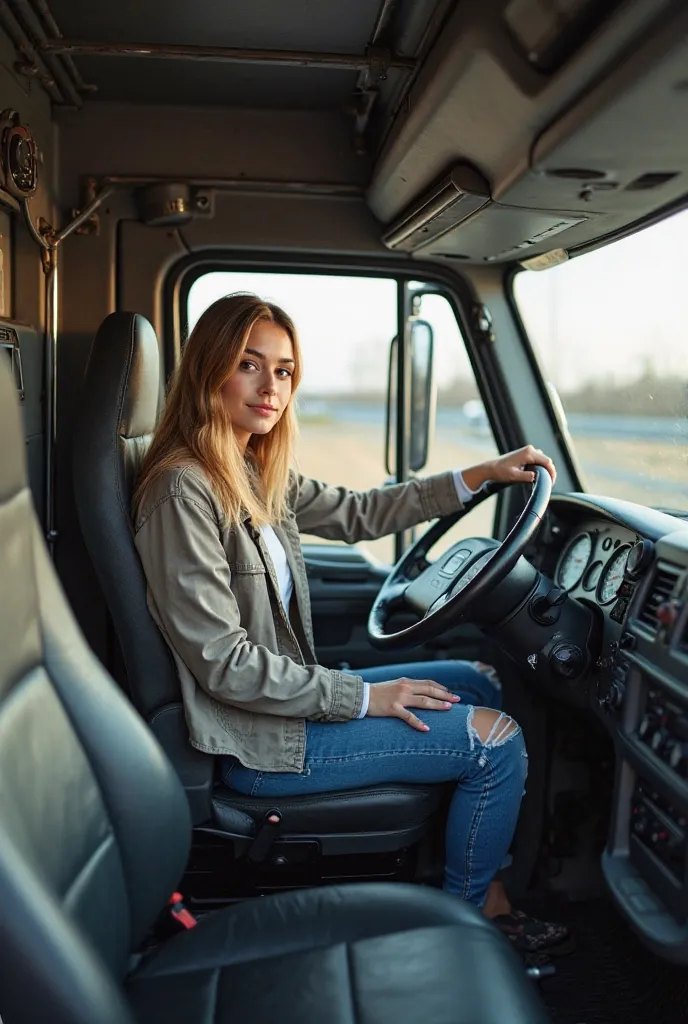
[168,891,197,930]
[657,601,680,628]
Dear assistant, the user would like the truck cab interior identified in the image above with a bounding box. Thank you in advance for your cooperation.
[1,2,688,1022]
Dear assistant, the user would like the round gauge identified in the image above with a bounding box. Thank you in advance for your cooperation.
[557,533,593,591]
[582,560,603,591]
[626,538,654,578]
[597,546,631,604]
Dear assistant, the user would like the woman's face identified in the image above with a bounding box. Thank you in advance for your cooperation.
[220,319,295,449]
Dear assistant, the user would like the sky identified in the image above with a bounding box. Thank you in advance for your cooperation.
[515,207,688,391]
[187,205,688,395]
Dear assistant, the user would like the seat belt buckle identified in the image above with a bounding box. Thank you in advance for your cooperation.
[247,808,282,863]
[167,891,197,930]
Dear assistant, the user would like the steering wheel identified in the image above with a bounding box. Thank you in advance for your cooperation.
[368,465,552,650]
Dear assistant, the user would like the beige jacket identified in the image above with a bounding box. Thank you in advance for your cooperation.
[133,466,463,771]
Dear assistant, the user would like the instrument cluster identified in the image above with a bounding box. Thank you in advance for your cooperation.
[555,524,639,607]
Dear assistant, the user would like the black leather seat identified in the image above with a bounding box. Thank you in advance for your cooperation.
[0,361,549,1024]
[71,311,443,852]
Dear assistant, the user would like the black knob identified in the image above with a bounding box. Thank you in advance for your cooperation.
[607,682,623,710]
[668,740,684,770]
[549,642,585,680]
[597,678,623,712]
[650,727,668,754]
[530,587,568,625]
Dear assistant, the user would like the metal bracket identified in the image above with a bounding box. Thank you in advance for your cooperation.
[473,303,495,343]
[70,178,102,236]
[366,44,391,82]
[22,180,115,273]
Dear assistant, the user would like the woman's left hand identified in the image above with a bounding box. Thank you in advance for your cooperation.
[462,445,556,492]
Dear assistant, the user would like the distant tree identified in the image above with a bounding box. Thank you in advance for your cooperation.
[561,368,687,417]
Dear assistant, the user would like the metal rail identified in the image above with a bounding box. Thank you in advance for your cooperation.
[0,0,63,102]
[31,0,93,92]
[41,38,415,72]
[98,174,364,197]
[9,0,82,106]
[20,184,114,553]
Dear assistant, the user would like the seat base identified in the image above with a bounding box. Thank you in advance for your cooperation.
[179,783,449,906]
[127,883,548,1024]
[184,828,425,906]
[211,781,446,839]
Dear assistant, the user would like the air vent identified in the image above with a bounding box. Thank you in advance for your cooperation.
[382,165,491,252]
[625,173,678,191]
[680,618,688,656]
[637,565,680,633]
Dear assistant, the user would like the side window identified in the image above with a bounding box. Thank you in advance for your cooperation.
[187,271,398,562]
[416,293,500,556]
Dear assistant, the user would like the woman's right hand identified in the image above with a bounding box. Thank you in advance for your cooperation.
[366,679,460,732]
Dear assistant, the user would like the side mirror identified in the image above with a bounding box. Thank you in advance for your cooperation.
[385,319,436,475]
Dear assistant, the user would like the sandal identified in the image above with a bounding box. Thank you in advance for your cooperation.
[491,909,575,956]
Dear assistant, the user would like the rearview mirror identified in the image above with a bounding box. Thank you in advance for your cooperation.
[385,319,436,475]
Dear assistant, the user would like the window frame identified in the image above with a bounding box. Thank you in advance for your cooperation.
[505,263,585,493]
[165,251,523,551]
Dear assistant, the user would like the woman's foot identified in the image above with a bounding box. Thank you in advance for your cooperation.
[483,880,574,956]
[491,909,575,956]
[482,879,512,918]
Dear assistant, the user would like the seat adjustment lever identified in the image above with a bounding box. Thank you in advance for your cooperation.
[247,808,282,863]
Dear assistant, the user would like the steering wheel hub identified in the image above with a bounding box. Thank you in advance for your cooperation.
[368,465,553,650]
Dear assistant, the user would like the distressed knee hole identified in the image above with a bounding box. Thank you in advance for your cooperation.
[467,707,520,749]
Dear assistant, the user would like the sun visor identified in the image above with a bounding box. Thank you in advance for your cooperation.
[381,164,491,252]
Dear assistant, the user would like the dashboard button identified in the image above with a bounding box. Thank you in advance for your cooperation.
[548,642,585,680]
[668,740,684,770]
[650,727,668,753]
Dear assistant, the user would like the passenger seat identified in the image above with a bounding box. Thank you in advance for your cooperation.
[0,360,548,1023]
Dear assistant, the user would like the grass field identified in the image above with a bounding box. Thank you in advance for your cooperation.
[295,422,687,564]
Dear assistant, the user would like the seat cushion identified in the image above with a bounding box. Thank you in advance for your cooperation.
[212,782,446,834]
[126,883,548,1024]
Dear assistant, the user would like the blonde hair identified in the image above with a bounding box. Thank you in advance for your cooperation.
[133,293,302,528]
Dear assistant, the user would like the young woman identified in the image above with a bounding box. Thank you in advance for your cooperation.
[133,293,570,954]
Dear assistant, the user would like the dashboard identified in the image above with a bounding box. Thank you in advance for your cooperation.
[528,493,688,963]
[555,525,636,611]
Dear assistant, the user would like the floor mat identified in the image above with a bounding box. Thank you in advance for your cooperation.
[523,899,688,1024]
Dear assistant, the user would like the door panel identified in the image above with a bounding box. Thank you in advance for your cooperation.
[1,321,45,523]
[303,542,487,672]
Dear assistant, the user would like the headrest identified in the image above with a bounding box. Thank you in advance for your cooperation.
[83,312,160,440]
[0,357,28,503]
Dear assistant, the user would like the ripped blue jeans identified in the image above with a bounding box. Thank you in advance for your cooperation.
[221,661,528,908]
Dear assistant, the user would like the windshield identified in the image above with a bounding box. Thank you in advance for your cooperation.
[514,209,688,512]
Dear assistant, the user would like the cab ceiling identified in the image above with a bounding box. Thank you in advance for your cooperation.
[5,0,688,266]
[44,0,425,111]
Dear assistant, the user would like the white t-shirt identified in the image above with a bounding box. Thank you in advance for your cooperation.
[260,525,294,611]
[259,471,484,720]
